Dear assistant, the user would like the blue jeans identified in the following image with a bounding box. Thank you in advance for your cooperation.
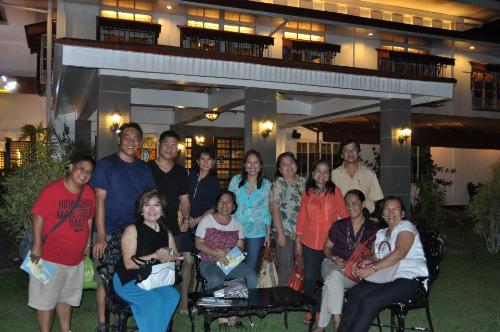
[113,274,180,332]
[244,237,265,271]
[200,261,257,289]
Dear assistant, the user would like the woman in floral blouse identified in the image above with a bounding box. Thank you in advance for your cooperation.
[270,152,306,286]
[228,149,272,271]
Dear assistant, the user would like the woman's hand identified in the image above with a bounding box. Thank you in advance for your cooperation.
[155,247,176,263]
[295,239,303,256]
[330,256,345,268]
[356,266,375,280]
[30,243,42,264]
[276,230,286,247]
[214,248,229,265]
[264,232,271,247]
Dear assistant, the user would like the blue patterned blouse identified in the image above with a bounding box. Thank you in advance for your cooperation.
[228,174,272,239]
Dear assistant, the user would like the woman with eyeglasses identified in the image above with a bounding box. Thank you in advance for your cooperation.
[228,149,272,271]
[312,189,378,332]
[337,196,428,332]
[296,159,349,324]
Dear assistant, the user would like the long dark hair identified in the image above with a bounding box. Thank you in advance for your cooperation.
[135,189,170,231]
[238,149,264,189]
[305,159,336,195]
[344,189,371,220]
[275,152,298,177]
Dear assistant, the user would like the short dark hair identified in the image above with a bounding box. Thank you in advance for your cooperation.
[339,138,361,154]
[136,189,170,230]
[197,145,216,161]
[239,149,264,189]
[159,130,180,143]
[344,189,370,219]
[381,195,406,214]
[275,152,298,177]
[305,159,336,195]
[118,122,143,138]
[70,153,95,168]
[214,191,238,215]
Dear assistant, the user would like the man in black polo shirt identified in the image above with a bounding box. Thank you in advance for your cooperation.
[149,130,192,314]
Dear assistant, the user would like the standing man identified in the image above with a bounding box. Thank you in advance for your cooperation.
[331,138,383,214]
[29,154,96,332]
[90,122,155,332]
[149,130,192,314]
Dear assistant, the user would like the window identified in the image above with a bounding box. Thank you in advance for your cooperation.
[284,20,325,42]
[0,7,7,24]
[215,138,244,189]
[187,6,255,35]
[471,62,500,112]
[97,16,161,45]
[134,136,157,162]
[184,137,193,170]
[296,142,341,177]
[100,10,152,22]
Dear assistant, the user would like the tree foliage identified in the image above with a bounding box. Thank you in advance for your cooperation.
[468,160,500,255]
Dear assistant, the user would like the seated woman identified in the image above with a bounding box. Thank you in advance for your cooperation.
[313,189,378,332]
[338,196,428,332]
[195,191,257,326]
[113,190,180,332]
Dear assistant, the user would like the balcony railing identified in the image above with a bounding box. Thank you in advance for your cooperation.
[96,17,161,45]
[377,49,455,79]
[283,38,340,65]
[178,26,274,57]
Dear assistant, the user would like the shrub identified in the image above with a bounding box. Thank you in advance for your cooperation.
[467,160,500,255]
[0,123,92,244]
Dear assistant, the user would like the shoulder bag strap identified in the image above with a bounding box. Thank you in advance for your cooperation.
[41,186,85,244]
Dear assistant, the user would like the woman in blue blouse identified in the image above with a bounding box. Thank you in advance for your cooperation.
[228,149,272,271]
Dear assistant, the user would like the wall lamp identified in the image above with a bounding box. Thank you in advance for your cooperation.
[397,125,412,144]
[204,109,220,121]
[195,136,205,145]
[110,106,123,134]
[261,116,274,138]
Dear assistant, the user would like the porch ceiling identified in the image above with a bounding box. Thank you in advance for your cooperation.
[312,112,500,149]
[52,38,454,119]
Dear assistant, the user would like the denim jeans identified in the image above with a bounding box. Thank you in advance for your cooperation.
[244,237,265,271]
[200,261,258,289]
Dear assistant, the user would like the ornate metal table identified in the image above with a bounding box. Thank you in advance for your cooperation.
[188,286,318,332]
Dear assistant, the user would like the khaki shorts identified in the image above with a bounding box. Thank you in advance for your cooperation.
[28,260,84,310]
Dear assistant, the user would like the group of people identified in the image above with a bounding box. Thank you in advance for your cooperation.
[27,122,429,332]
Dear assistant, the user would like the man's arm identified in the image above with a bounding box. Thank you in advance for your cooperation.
[30,215,44,263]
[92,188,107,258]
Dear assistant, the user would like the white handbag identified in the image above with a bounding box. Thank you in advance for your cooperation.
[136,261,176,291]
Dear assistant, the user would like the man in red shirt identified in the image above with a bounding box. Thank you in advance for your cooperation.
[29,154,96,332]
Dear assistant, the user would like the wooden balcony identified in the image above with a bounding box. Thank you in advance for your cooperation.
[178,26,274,58]
[283,38,341,65]
[377,49,455,79]
[96,16,161,46]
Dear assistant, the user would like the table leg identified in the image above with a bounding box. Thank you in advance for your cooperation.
[188,303,195,332]
[283,311,288,329]
[204,315,211,332]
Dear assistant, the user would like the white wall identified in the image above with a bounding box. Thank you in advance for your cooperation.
[63,1,98,40]
[432,147,500,205]
[0,94,46,142]
[0,6,40,76]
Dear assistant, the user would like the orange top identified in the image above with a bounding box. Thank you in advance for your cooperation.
[296,187,349,250]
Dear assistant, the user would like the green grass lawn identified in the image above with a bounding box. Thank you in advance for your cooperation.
[1,221,500,331]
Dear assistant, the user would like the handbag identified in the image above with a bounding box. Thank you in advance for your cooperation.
[83,256,98,290]
[132,256,175,291]
[345,234,376,282]
[19,187,85,259]
[363,240,400,284]
[257,245,278,288]
[287,253,304,292]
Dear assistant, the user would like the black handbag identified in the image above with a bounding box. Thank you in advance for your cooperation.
[132,256,160,283]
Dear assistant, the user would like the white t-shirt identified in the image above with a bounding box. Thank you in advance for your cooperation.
[195,214,244,239]
[374,220,428,281]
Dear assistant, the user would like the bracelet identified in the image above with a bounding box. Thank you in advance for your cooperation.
[371,264,377,272]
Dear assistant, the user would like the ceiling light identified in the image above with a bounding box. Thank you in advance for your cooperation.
[166,5,172,10]
[204,110,220,121]
[368,32,373,36]
[469,45,475,50]
[176,105,186,109]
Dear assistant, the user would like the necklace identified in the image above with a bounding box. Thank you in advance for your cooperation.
[346,223,365,250]
[146,222,160,232]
